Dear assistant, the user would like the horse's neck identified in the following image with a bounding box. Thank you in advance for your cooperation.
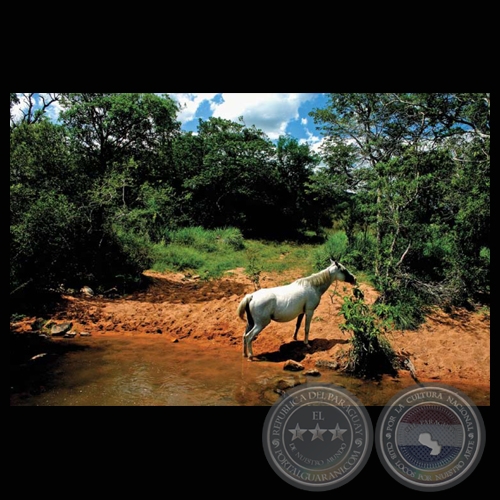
[316,276,333,295]
[299,269,333,295]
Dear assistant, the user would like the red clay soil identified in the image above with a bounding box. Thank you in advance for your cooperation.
[11,267,490,404]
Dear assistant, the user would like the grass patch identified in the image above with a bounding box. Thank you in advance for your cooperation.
[152,244,206,273]
[164,226,245,253]
[477,305,490,319]
[151,227,318,280]
[244,240,315,274]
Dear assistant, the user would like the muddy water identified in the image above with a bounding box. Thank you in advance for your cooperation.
[10,334,489,406]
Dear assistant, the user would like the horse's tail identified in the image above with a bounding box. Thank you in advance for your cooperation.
[237,294,253,322]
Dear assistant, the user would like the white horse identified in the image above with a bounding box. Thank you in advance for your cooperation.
[237,260,356,360]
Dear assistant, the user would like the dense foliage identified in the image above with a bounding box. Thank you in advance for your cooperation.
[10,93,489,322]
[338,287,398,379]
[310,93,490,318]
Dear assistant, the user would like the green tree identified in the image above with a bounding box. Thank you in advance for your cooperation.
[311,93,439,275]
[59,93,180,175]
[178,120,323,239]
[10,93,183,298]
[274,136,321,235]
[307,140,372,245]
[310,93,489,313]
[425,93,490,300]
[10,121,79,293]
[170,131,205,227]
[184,117,278,235]
[59,93,182,242]
[392,94,490,302]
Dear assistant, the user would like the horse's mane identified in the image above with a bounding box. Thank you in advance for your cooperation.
[295,269,331,287]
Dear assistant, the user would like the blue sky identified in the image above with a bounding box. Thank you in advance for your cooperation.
[167,93,329,152]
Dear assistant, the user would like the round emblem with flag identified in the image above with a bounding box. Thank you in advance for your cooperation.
[397,404,463,469]
[376,383,485,491]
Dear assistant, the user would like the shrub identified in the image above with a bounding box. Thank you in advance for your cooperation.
[216,227,245,251]
[313,231,348,270]
[374,274,429,330]
[10,191,78,293]
[113,226,154,273]
[338,287,398,379]
[346,232,377,271]
[152,244,205,272]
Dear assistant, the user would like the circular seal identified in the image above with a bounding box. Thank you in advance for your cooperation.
[375,383,486,491]
[262,383,372,491]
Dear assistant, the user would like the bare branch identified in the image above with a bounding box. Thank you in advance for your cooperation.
[38,93,60,121]
[10,278,33,295]
[396,243,411,267]
[13,93,60,126]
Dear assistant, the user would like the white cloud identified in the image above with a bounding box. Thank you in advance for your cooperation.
[301,117,308,126]
[169,93,321,139]
[299,130,325,155]
[211,93,317,140]
[168,93,219,126]
[10,98,25,123]
[10,93,64,124]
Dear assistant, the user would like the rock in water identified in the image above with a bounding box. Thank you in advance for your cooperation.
[283,359,305,371]
[51,322,73,336]
[80,286,94,296]
[31,318,46,331]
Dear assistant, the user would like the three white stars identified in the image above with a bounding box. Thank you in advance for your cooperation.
[288,423,347,442]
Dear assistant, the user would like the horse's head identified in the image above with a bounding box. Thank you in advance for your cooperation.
[329,259,357,285]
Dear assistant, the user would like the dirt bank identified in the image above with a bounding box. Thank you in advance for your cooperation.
[10,268,490,405]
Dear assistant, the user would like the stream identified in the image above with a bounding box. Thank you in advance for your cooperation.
[9,333,489,407]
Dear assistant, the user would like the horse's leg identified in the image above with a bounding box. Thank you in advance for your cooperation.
[246,328,260,360]
[293,313,304,341]
[242,321,253,357]
[303,310,315,345]
[244,321,269,361]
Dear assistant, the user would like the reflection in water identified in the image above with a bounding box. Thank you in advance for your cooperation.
[11,337,282,406]
[10,335,489,406]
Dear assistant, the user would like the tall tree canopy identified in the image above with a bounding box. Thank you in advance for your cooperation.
[10,92,489,313]
[310,93,490,306]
